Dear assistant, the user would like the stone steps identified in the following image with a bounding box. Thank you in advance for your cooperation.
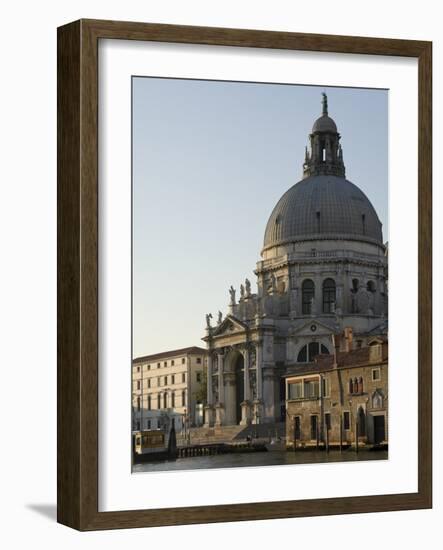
[187,424,246,444]
[184,422,286,445]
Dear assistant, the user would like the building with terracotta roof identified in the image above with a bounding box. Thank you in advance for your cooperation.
[285,329,388,449]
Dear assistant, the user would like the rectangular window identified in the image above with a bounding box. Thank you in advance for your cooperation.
[182,357,186,364]
[136,366,140,373]
[171,392,175,407]
[196,372,202,383]
[171,360,175,366]
[164,361,167,367]
[171,374,175,385]
[288,381,303,399]
[304,380,319,398]
[325,412,331,430]
[343,411,350,430]
[372,368,381,381]
[147,420,151,429]
[147,395,151,410]
[157,363,160,369]
[182,373,186,383]
[147,379,151,389]
[136,380,141,390]
[164,376,168,386]
[147,364,151,370]
[196,357,202,364]
[322,377,330,397]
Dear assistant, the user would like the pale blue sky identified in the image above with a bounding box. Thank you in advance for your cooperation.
[132,78,388,358]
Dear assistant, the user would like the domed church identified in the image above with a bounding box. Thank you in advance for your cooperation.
[203,93,388,428]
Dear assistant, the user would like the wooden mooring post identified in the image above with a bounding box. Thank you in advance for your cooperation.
[339,413,343,452]
[293,418,297,452]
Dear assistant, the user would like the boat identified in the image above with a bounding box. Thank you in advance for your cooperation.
[133,427,177,463]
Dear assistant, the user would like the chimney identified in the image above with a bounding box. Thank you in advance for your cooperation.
[344,327,353,352]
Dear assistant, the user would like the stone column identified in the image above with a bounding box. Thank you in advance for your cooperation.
[240,347,251,425]
[335,285,343,315]
[207,353,213,405]
[204,353,214,427]
[262,367,277,422]
[243,347,250,401]
[256,343,263,400]
[214,351,225,427]
[290,286,298,318]
[217,352,224,405]
[252,342,264,424]
[313,275,321,315]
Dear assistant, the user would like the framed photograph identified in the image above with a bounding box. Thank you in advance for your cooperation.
[57,19,432,530]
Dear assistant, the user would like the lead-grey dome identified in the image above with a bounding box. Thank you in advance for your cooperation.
[312,114,337,134]
[263,175,383,250]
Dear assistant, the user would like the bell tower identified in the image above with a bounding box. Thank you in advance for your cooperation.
[303,93,346,179]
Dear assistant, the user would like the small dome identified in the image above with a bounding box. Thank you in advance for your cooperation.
[263,175,383,251]
[312,114,337,134]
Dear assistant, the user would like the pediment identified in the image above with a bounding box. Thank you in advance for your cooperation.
[290,318,337,338]
[212,315,248,337]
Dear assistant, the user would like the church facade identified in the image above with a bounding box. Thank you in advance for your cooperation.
[202,94,388,428]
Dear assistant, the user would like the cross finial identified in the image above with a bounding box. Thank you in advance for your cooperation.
[322,92,328,116]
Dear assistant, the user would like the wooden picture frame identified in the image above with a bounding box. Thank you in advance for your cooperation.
[57,19,432,530]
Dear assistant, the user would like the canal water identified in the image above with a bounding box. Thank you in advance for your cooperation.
[133,449,388,473]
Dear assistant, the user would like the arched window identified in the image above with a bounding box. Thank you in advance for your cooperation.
[322,278,336,313]
[297,345,307,363]
[302,279,315,314]
[297,342,329,363]
[349,378,354,394]
[372,391,383,409]
[358,376,364,393]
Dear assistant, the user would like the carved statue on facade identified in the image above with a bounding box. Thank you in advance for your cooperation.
[268,273,277,294]
[240,284,245,300]
[229,285,236,305]
[205,313,213,328]
[245,278,251,297]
